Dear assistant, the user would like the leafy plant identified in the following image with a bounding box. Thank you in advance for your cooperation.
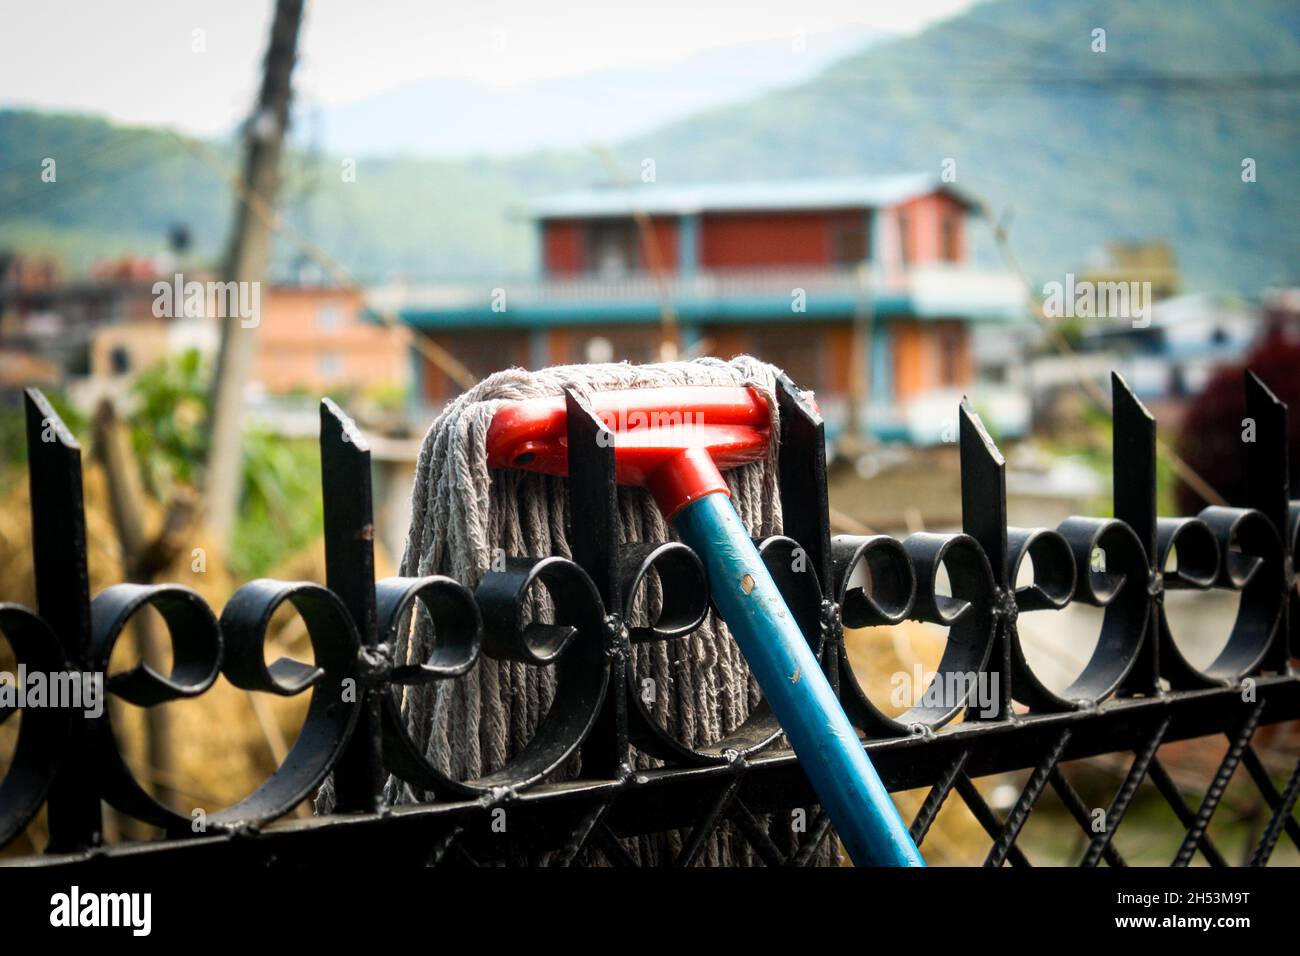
[129,347,209,496]
[228,428,323,579]
[128,349,323,578]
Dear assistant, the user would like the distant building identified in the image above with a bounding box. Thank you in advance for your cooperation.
[253,284,407,396]
[1080,241,1181,303]
[0,253,407,406]
[0,254,161,380]
[1081,292,1260,401]
[385,174,1027,443]
[91,281,408,397]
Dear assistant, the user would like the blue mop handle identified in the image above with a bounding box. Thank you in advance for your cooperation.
[674,491,924,867]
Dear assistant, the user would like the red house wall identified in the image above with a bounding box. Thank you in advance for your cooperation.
[419,330,531,403]
[544,192,963,274]
[643,218,679,272]
[896,193,966,264]
[543,218,680,274]
[892,319,973,400]
[543,220,585,275]
[699,211,861,268]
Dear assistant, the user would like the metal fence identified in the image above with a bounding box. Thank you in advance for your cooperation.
[1,369,1296,867]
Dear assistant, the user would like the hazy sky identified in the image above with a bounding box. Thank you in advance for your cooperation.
[0,0,976,134]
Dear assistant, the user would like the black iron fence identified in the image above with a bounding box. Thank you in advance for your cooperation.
[1,370,1297,866]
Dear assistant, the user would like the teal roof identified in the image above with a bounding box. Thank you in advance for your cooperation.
[526,174,979,220]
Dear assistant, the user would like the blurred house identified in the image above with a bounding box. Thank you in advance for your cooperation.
[1079,292,1261,419]
[1025,244,1258,428]
[1,252,407,409]
[0,254,162,382]
[0,350,60,395]
[1080,241,1181,302]
[1260,286,1300,339]
[381,174,1028,444]
[252,284,407,397]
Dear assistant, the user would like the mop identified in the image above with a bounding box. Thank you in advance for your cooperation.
[326,356,915,864]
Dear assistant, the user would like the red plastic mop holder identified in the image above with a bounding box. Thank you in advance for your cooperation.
[485,385,772,519]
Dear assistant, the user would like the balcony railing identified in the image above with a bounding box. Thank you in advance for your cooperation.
[374,264,1028,321]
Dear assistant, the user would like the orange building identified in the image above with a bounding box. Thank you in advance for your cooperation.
[1,253,409,403]
[254,285,408,395]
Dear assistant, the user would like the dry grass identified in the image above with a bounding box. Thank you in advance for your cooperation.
[0,466,347,853]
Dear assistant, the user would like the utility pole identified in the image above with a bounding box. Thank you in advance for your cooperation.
[205,0,305,550]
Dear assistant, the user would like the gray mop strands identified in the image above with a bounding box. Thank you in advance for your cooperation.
[323,355,835,865]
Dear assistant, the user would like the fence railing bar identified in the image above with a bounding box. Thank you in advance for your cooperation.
[727,799,789,867]
[910,747,972,846]
[424,824,465,867]
[672,773,745,868]
[593,825,637,868]
[954,775,1032,868]
[1146,758,1230,867]
[1247,755,1300,867]
[1241,745,1300,853]
[1080,716,1170,867]
[552,799,614,868]
[984,729,1072,868]
[788,809,834,868]
[1048,765,1126,868]
[1173,702,1266,866]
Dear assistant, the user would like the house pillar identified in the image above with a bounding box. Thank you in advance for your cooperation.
[678,214,699,276]
[869,208,890,278]
[529,327,549,369]
[682,322,702,355]
[871,317,892,407]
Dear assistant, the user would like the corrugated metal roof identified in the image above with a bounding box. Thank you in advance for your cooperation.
[525,173,977,219]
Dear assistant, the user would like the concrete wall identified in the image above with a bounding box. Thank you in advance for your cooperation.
[256,286,407,395]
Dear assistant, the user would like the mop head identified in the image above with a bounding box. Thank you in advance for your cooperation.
[338,356,832,864]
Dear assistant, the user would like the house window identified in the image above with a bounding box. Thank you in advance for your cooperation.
[831,219,868,265]
[110,346,131,375]
[573,330,655,365]
[896,211,911,265]
[319,352,343,379]
[316,303,344,331]
[750,327,822,391]
[936,325,965,386]
[940,214,960,262]
[587,220,640,276]
[434,331,524,383]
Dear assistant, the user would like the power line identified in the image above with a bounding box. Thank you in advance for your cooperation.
[167,131,477,391]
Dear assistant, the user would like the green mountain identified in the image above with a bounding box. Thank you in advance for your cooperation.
[0,111,535,280]
[589,0,1300,292]
[2,0,1297,292]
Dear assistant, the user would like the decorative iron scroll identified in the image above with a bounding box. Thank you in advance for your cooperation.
[0,371,1296,866]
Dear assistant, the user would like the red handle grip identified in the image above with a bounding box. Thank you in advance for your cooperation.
[486,385,773,519]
